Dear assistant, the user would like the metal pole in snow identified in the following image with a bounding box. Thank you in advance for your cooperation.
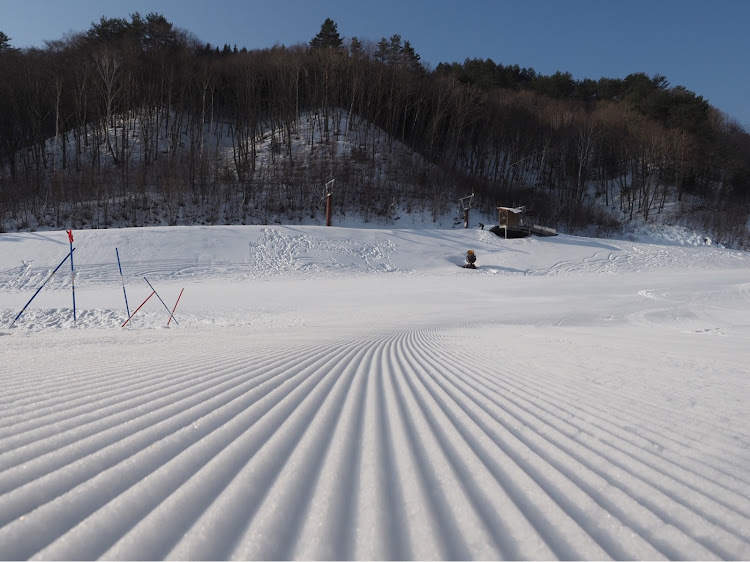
[9,248,75,328]
[67,230,76,324]
[121,290,155,328]
[167,288,184,326]
[325,193,332,227]
[324,178,334,227]
[143,277,179,325]
[116,248,131,321]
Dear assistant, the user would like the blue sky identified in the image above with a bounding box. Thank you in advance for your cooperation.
[2,0,749,129]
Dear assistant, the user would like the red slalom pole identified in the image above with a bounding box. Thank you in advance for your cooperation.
[121,290,155,328]
[167,288,184,326]
[67,230,76,324]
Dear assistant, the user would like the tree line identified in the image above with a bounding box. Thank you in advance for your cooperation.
[0,15,748,246]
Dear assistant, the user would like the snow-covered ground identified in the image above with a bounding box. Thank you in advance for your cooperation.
[1,224,749,560]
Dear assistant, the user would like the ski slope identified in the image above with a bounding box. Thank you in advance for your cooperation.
[1,225,749,560]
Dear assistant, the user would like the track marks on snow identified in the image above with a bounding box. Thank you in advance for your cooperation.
[1,327,749,559]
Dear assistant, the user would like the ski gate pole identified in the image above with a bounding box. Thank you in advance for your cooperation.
[121,290,155,328]
[116,248,131,320]
[67,230,76,324]
[168,288,184,327]
[143,277,179,325]
[9,248,75,328]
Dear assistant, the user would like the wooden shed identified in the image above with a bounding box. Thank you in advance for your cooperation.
[492,206,558,238]
[497,206,525,227]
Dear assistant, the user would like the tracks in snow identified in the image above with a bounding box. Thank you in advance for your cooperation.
[525,241,750,277]
[0,228,399,295]
[1,326,749,560]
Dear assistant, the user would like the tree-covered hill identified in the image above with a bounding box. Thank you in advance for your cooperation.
[0,15,748,246]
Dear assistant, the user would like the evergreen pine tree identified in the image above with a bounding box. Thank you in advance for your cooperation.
[349,36,364,58]
[310,18,343,49]
[0,31,13,51]
[374,37,389,62]
[401,40,421,71]
[387,34,402,65]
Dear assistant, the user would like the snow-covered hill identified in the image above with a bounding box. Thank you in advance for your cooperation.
[1,224,749,559]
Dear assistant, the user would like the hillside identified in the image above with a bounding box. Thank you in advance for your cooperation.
[2,107,461,233]
[1,224,749,559]
[1,13,749,247]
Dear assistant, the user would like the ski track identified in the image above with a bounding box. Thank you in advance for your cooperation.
[2,228,748,296]
[1,323,748,560]
[0,228,399,294]
[2,228,750,559]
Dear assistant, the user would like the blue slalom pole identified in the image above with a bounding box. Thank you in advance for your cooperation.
[9,248,75,328]
[67,230,76,324]
[143,276,179,325]
[116,248,131,320]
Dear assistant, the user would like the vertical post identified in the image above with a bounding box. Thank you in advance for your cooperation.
[116,248,131,320]
[67,230,76,324]
[324,178,334,227]
[459,194,473,230]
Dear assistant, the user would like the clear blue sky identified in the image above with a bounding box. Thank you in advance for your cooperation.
[3,0,749,130]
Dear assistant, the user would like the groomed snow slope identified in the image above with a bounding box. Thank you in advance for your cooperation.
[1,225,749,560]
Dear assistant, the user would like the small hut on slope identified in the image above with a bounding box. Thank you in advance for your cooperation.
[491,206,557,238]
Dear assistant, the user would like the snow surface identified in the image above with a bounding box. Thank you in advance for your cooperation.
[1,224,749,560]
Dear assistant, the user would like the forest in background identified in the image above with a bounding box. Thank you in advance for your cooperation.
[1,15,749,246]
